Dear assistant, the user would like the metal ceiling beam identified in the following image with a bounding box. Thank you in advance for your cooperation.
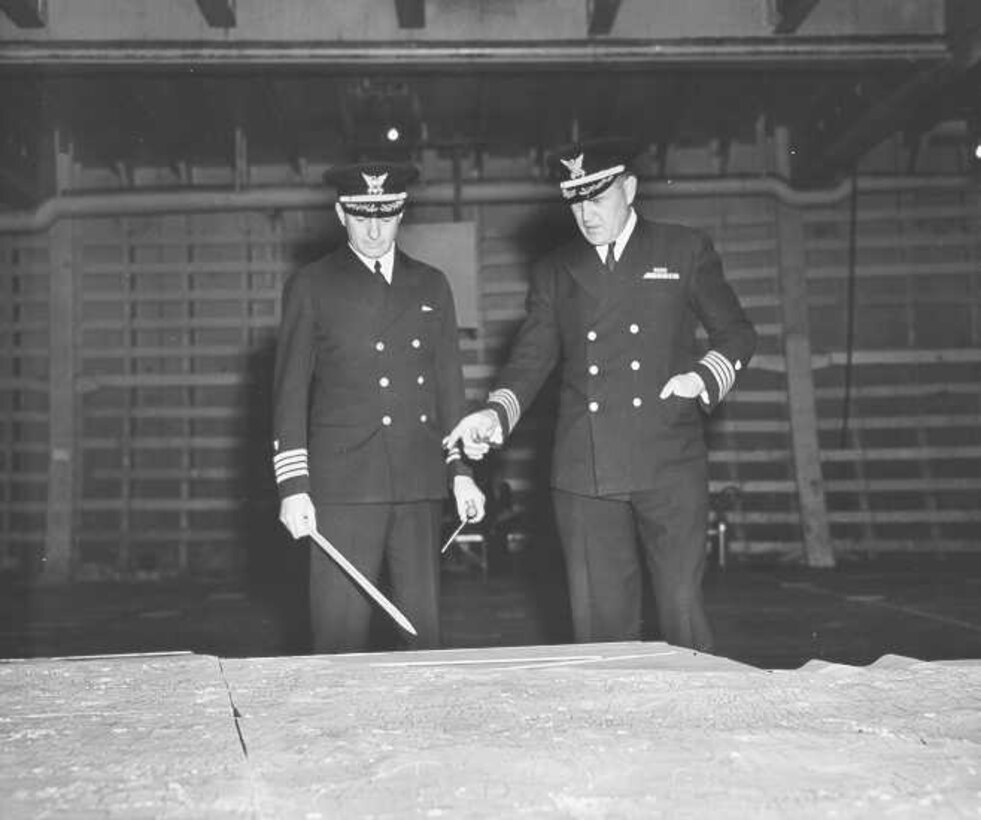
[796,64,958,182]
[395,0,425,29]
[772,0,821,35]
[587,0,621,36]
[0,37,948,67]
[799,14,981,182]
[0,0,46,27]
[195,0,236,29]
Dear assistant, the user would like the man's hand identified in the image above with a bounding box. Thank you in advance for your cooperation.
[443,409,503,461]
[452,475,486,524]
[279,492,317,539]
[659,371,707,401]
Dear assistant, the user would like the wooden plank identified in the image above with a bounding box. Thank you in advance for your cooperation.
[78,529,234,542]
[83,317,278,331]
[827,539,981,553]
[80,436,239,449]
[712,413,981,434]
[42,220,74,583]
[80,499,240,511]
[90,468,238,480]
[811,349,981,368]
[814,382,980,400]
[711,477,981,494]
[826,477,981,492]
[777,202,834,568]
[735,538,981,554]
[820,445,981,461]
[724,509,981,525]
[827,510,981,524]
[76,373,246,390]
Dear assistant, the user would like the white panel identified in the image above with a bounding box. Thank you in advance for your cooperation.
[398,221,479,329]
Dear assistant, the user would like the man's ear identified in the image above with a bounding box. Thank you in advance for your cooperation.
[622,173,638,206]
[334,203,347,227]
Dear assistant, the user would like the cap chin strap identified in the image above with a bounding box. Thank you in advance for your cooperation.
[562,171,622,203]
[341,199,406,217]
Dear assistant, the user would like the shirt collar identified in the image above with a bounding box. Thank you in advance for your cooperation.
[594,208,637,266]
[349,244,396,284]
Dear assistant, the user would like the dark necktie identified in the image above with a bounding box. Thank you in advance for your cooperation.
[604,243,617,273]
[374,260,386,283]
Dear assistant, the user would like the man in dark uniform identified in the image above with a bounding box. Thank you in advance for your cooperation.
[444,139,756,652]
[272,161,485,654]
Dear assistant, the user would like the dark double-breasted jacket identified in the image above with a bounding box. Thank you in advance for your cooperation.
[487,216,757,497]
[271,245,469,504]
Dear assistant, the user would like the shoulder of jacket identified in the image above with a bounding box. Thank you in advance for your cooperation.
[291,245,357,284]
[397,249,451,288]
[397,248,438,275]
[538,236,589,271]
[643,219,712,249]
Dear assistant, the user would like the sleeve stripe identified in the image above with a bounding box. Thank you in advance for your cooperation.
[702,354,726,394]
[275,466,309,483]
[488,388,521,431]
[445,450,461,463]
[274,454,307,468]
[273,447,307,464]
[700,350,736,399]
[274,448,308,484]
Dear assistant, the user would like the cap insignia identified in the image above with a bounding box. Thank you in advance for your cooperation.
[362,172,388,196]
[560,153,585,180]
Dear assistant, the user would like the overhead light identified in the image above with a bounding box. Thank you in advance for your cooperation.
[969,111,981,170]
[386,127,401,143]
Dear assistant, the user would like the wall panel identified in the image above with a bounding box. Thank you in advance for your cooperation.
[0,234,50,574]
[804,187,981,551]
[2,177,978,579]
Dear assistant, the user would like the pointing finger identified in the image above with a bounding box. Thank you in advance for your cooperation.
[442,421,467,451]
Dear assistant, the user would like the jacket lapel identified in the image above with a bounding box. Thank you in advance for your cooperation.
[562,239,607,303]
[380,248,423,331]
[591,218,650,320]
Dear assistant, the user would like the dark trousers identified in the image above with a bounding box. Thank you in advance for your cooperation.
[551,460,713,651]
[308,500,442,654]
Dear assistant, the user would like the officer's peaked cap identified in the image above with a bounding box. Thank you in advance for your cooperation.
[547,137,642,203]
[323,161,420,217]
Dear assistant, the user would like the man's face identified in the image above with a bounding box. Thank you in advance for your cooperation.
[336,204,403,258]
[569,173,637,246]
